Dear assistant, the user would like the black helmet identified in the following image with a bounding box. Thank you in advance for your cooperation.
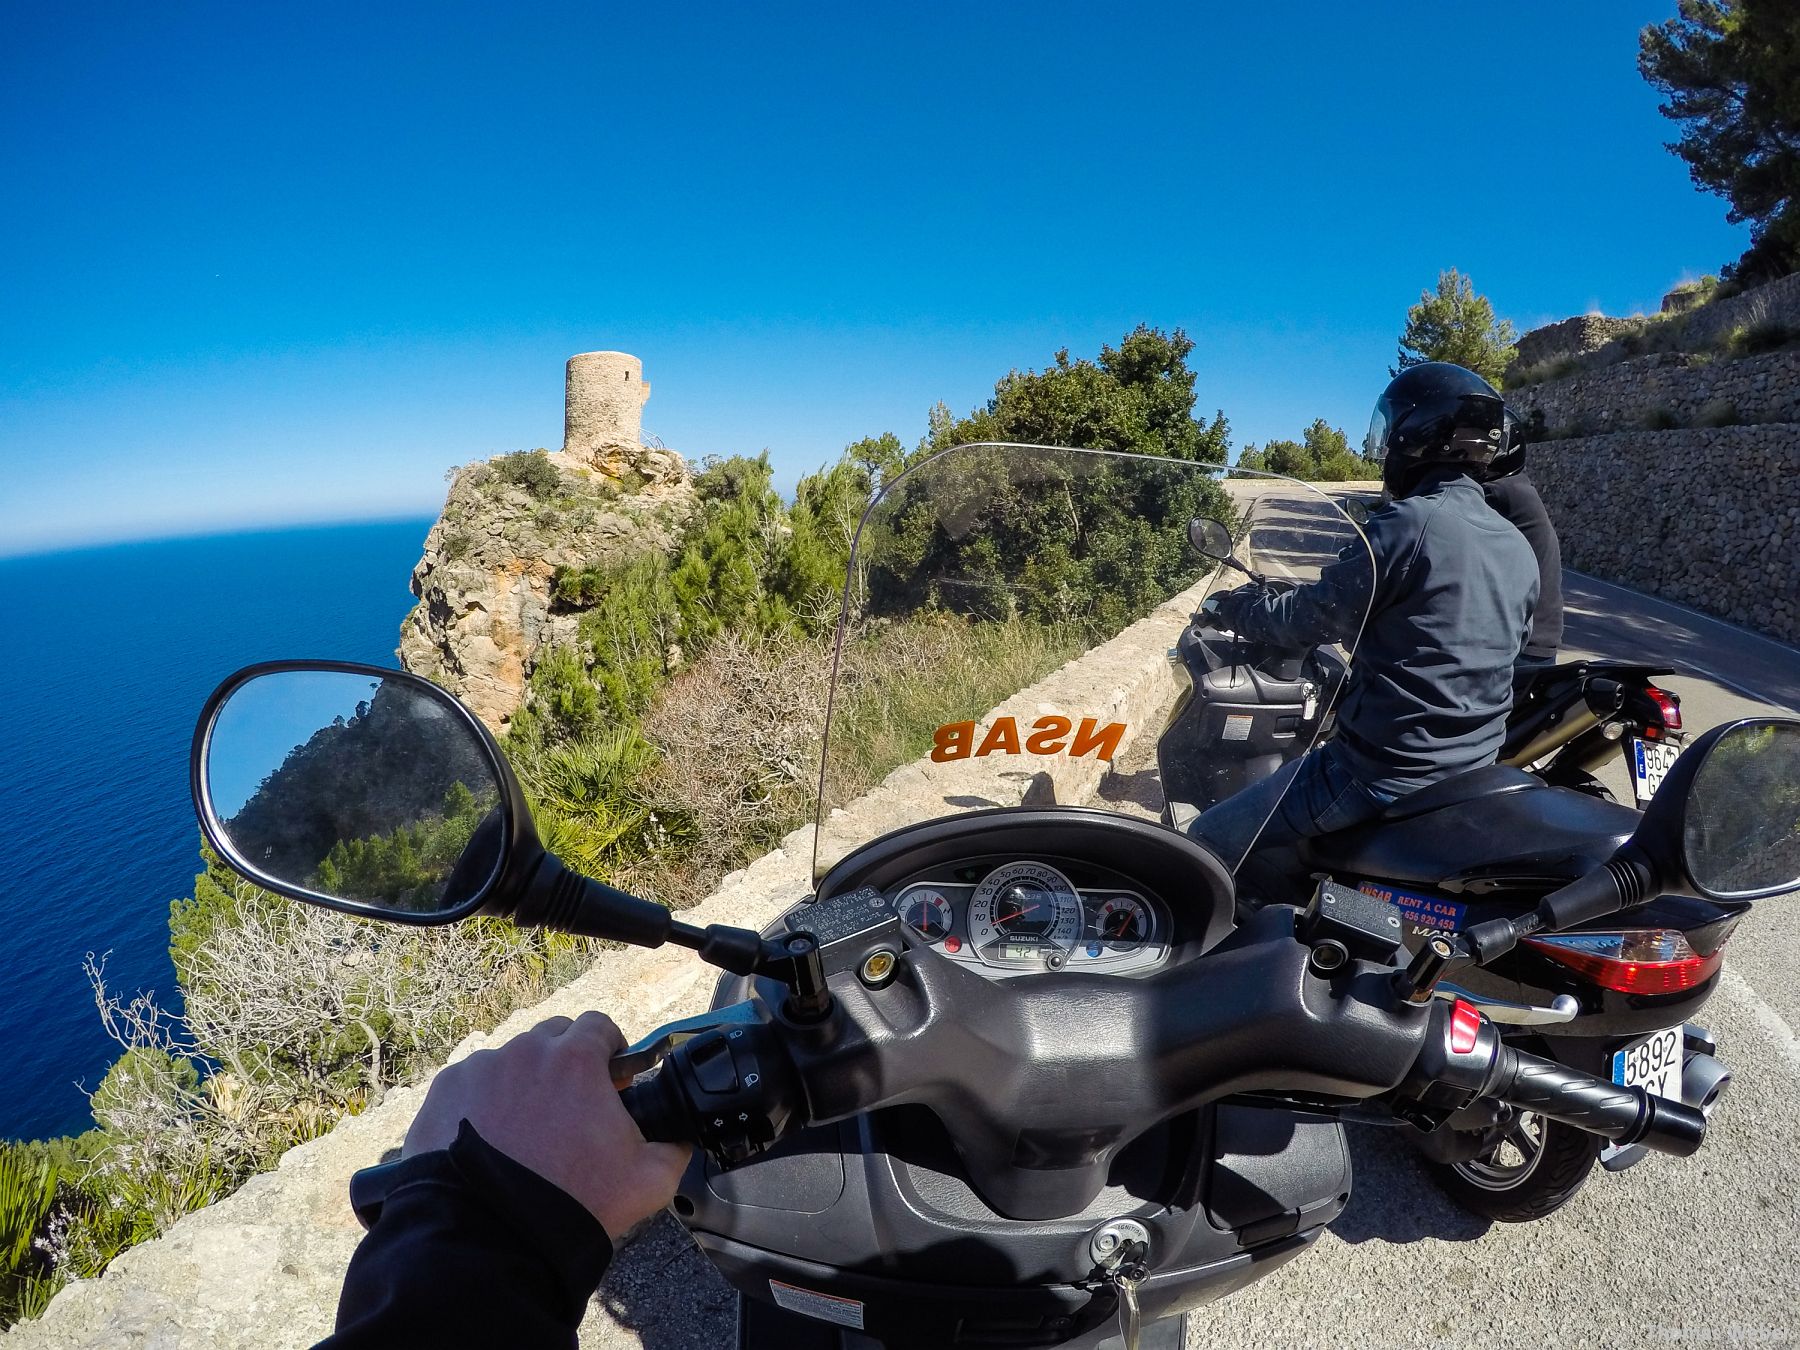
[1364,362,1509,490]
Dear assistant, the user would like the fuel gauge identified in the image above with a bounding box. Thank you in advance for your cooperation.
[1088,895,1150,951]
[898,888,953,943]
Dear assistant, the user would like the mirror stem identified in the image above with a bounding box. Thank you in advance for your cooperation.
[512,855,675,947]
[1462,845,1656,964]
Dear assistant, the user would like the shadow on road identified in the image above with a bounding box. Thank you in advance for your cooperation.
[1563,573,1800,711]
[597,1212,739,1348]
[1331,1125,1492,1246]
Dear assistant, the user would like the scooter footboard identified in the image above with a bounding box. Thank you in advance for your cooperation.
[675,1104,1349,1348]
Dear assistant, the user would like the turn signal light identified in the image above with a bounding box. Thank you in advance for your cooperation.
[1525,929,1722,995]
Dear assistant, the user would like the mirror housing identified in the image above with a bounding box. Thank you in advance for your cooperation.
[1463,717,1800,963]
[1186,516,1234,563]
[191,660,675,947]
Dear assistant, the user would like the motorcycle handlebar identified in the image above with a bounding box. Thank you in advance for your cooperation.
[617,1073,693,1145]
[1484,1043,1705,1157]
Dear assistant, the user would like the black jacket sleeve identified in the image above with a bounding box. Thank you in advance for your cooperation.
[317,1120,614,1350]
[1219,523,1390,650]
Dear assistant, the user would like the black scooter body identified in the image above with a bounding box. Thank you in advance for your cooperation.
[1157,626,1345,830]
[676,899,1351,1349]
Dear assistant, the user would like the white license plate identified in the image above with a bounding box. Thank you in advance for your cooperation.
[1612,1026,1684,1101]
[1629,738,1682,806]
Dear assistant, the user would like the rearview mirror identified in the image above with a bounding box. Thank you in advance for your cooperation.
[1680,719,1800,900]
[1468,717,1800,963]
[193,662,517,921]
[1187,517,1234,563]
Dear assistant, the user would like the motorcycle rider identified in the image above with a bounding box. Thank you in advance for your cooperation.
[1482,446,1565,685]
[1189,362,1539,873]
[320,1009,689,1348]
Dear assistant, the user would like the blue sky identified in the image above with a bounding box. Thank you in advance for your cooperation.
[1,2,1747,557]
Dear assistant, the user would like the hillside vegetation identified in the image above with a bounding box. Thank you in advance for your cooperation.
[0,325,1233,1326]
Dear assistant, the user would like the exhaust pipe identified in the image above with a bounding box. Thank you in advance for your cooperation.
[1505,705,1602,767]
[1683,1052,1732,1119]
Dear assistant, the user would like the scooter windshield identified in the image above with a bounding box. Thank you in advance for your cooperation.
[811,443,1375,881]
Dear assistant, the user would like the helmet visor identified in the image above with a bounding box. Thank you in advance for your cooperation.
[1364,397,1393,461]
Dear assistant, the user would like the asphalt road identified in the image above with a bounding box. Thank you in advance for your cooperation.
[585,483,1800,1349]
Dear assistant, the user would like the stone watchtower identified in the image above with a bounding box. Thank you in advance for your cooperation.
[563,351,651,458]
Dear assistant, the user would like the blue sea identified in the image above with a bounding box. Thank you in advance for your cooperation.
[0,519,433,1141]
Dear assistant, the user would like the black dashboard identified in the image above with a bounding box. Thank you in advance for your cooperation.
[886,854,1173,978]
[811,807,1238,982]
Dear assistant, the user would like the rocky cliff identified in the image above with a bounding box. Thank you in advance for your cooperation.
[398,441,693,731]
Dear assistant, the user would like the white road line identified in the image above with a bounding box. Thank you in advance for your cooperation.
[1571,569,1800,660]
[1719,966,1800,1073]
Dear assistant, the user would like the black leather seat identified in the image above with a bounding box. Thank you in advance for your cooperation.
[1301,770,1638,888]
[1376,763,1540,823]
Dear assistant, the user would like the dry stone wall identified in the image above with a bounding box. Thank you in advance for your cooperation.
[1513,272,1800,372]
[1528,426,1800,644]
[1505,349,1800,437]
[1666,271,1800,355]
[1514,314,1641,368]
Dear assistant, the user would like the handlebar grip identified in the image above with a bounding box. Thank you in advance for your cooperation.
[618,1069,695,1145]
[1489,1045,1705,1157]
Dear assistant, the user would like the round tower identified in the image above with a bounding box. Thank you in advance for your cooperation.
[563,351,650,456]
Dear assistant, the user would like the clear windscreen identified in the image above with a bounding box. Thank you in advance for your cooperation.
[811,443,1374,880]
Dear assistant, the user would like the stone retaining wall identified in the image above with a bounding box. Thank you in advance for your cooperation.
[1513,272,1800,372]
[3,578,1206,1350]
[1505,349,1800,437]
[1514,314,1641,368]
[1528,426,1800,644]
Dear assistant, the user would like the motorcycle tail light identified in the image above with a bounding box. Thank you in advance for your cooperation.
[1645,686,1683,731]
[1525,929,1722,995]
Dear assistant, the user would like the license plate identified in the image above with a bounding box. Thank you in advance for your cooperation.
[1612,1026,1684,1101]
[1629,738,1682,806]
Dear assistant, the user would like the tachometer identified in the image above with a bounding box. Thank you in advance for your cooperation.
[969,862,1082,967]
[1088,895,1150,951]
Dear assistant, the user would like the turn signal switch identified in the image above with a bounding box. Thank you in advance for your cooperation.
[619,1023,797,1169]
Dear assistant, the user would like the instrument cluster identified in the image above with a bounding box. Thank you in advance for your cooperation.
[890,858,1167,978]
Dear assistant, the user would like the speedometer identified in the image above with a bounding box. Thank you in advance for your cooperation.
[969,861,1083,968]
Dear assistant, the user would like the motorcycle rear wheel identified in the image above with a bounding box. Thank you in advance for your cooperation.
[1429,1111,1599,1223]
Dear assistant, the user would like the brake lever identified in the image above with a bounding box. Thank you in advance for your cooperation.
[609,1001,763,1088]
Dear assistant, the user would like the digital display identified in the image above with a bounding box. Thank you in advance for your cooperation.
[999,943,1049,962]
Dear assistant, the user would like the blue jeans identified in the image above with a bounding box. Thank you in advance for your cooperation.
[1186,742,1396,873]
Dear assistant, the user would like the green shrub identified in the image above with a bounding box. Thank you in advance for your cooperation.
[1698,399,1741,427]
[0,1143,59,1324]
[1644,406,1681,430]
[1547,355,1582,381]
[1730,320,1799,356]
[491,450,560,498]
[1311,451,1367,482]
[1664,275,1720,313]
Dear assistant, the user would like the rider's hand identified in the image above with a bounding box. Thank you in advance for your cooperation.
[403,1010,692,1236]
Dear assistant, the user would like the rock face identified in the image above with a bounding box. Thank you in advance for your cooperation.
[398,448,693,732]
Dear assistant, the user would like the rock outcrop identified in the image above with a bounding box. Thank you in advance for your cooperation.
[398,448,693,732]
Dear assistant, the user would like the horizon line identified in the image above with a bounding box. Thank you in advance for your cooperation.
[0,509,442,564]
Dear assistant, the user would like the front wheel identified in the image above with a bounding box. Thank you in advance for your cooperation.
[1428,1112,1600,1222]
